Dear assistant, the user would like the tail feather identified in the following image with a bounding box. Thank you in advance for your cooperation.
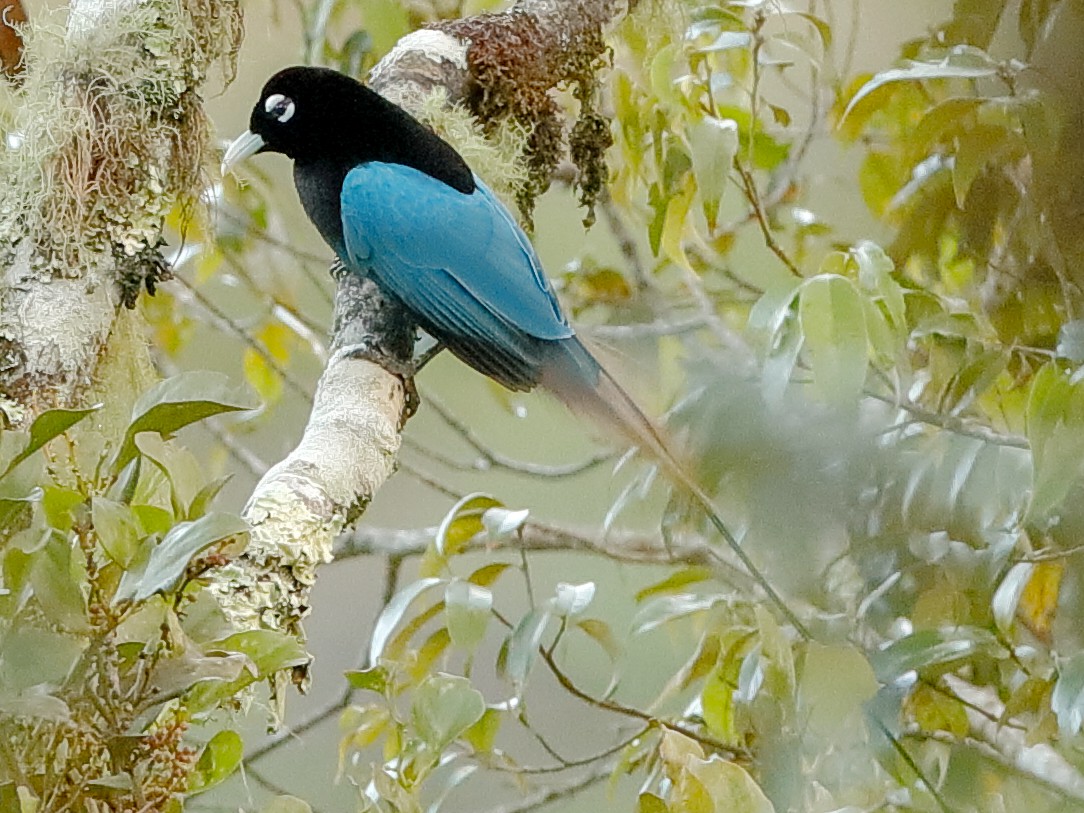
[540,337,809,638]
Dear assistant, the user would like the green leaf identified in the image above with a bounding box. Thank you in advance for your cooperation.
[1053,652,1084,734]
[1056,320,1084,363]
[693,30,752,54]
[639,793,669,813]
[702,634,752,745]
[86,774,133,793]
[186,631,309,713]
[688,117,738,232]
[114,512,248,603]
[908,683,969,738]
[462,707,502,753]
[92,497,141,568]
[992,562,1033,635]
[467,561,514,588]
[761,312,803,406]
[938,0,1008,48]
[870,628,998,681]
[445,580,492,651]
[840,46,1000,124]
[112,372,252,473]
[436,493,502,557]
[685,756,775,813]
[1025,364,1084,523]
[852,241,905,326]
[910,97,985,162]
[210,629,310,677]
[30,534,89,633]
[551,581,596,617]
[369,577,445,664]
[187,475,233,520]
[0,688,71,722]
[798,644,879,742]
[0,406,100,479]
[503,606,552,688]
[41,486,84,531]
[632,595,721,635]
[659,728,704,777]
[345,665,388,693]
[792,11,832,50]
[131,504,174,538]
[574,618,622,662]
[798,274,868,406]
[148,649,249,700]
[656,633,722,706]
[0,626,84,691]
[952,123,1018,207]
[635,566,715,603]
[411,673,485,749]
[481,506,529,539]
[660,174,697,269]
[189,730,243,794]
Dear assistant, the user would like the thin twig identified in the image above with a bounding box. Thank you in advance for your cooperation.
[332,521,751,589]
[417,391,615,477]
[734,161,802,278]
[172,274,313,401]
[397,459,464,499]
[483,762,615,813]
[866,391,1028,449]
[492,724,649,775]
[536,632,748,758]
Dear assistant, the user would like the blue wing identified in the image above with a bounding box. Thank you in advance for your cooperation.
[339,162,573,390]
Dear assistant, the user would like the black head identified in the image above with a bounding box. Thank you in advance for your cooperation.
[247,67,367,161]
[236,65,474,194]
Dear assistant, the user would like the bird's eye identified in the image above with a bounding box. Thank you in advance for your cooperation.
[264,93,295,124]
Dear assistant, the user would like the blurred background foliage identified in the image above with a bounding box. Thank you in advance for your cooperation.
[6,0,1084,811]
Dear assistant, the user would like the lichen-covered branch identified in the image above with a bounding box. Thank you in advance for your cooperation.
[220,0,634,712]
[372,0,626,222]
[0,0,241,418]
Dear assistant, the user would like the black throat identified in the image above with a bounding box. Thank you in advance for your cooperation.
[290,85,476,255]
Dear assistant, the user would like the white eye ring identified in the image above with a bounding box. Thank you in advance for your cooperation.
[264,93,295,123]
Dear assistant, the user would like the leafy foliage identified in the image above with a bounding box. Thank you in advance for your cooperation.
[9,0,1084,812]
[0,375,287,811]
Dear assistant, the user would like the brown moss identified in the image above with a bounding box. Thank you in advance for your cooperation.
[434,4,615,226]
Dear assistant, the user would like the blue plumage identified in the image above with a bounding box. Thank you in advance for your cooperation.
[339,163,574,390]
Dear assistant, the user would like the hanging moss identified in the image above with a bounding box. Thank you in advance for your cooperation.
[0,0,242,295]
[435,5,614,227]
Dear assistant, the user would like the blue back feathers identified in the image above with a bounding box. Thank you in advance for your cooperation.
[340,162,574,390]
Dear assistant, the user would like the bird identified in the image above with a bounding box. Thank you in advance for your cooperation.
[223,66,806,635]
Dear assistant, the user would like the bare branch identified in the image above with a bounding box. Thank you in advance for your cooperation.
[483,763,614,813]
[334,521,725,569]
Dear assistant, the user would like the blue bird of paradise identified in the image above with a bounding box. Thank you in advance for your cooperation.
[223,66,805,635]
